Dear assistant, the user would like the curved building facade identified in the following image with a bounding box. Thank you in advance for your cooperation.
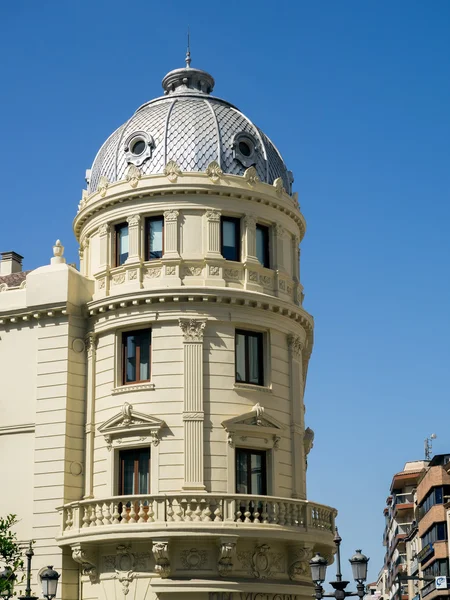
[0,60,336,600]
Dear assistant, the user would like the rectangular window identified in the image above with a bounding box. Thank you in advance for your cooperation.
[145,216,164,260]
[221,217,241,261]
[236,448,267,495]
[256,224,270,268]
[115,223,129,266]
[122,329,151,384]
[119,448,150,495]
[235,329,264,386]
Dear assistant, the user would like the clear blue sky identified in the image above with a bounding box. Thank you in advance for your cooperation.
[1,0,450,582]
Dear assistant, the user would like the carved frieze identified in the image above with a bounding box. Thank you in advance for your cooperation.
[165,265,176,276]
[209,265,220,276]
[145,267,162,279]
[183,266,203,276]
[180,548,208,570]
[237,544,284,579]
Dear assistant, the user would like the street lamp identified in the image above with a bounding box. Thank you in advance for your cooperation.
[40,566,60,600]
[309,529,369,600]
[0,567,16,600]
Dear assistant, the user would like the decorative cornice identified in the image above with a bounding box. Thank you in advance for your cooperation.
[179,318,206,342]
[163,209,179,222]
[73,172,305,242]
[112,382,155,395]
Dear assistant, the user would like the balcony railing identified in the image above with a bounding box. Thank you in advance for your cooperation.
[394,493,414,507]
[422,580,436,598]
[59,493,336,538]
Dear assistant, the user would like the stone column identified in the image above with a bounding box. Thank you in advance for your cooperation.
[163,210,180,259]
[292,235,300,282]
[125,214,141,263]
[244,213,258,263]
[288,334,306,499]
[98,223,110,271]
[179,318,206,491]
[205,209,222,258]
[84,332,97,499]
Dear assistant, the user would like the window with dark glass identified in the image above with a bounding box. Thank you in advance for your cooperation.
[115,223,129,266]
[256,224,270,268]
[421,522,448,546]
[235,329,264,386]
[419,486,450,517]
[221,217,240,261]
[145,216,164,260]
[122,329,151,384]
[119,448,150,495]
[423,559,449,578]
[236,448,267,495]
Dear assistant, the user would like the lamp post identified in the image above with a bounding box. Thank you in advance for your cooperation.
[309,529,370,600]
[18,542,38,600]
[0,567,16,600]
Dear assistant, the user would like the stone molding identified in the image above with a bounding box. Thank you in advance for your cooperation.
[98,402,165,449]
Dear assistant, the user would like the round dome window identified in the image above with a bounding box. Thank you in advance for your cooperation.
[131,139,146,156]
[233,133,257,168]
[238,141,252,157]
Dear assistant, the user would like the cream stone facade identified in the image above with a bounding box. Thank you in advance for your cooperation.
[0,60,336,600]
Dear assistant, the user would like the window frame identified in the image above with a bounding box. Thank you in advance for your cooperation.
[256,223,270,268]
[114,222,129,267]
[235,447,267,496]
[122,329,152,385]
[235,329,264,386]
[145,216,164,261]
[118,447,151,495]
[220,216,241,262]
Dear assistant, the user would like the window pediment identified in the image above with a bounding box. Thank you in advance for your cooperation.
[222,402,284,449]
[98,402,165,449]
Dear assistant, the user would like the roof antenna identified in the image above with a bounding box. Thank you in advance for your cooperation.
[425,433,437,460]
[185,26,191,68]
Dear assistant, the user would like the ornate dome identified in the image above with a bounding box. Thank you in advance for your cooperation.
[87,61,293,195]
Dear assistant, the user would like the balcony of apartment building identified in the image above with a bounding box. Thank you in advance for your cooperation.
[393,492,415,517]
[387,523,413,559]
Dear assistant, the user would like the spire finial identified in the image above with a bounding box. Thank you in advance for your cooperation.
[185,26,191,68]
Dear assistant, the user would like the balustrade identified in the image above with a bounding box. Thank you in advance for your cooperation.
[59,493,335,537]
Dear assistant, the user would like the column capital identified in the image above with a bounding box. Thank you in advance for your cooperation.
[205,209,221,222]
[275,223,285,238]
[244,213,256,229]
[164,209,179,222]
[179,319,206,342]
[85,332,98,356]
[127,214,141,226]
[288,334,304,358]
[98,223,110,236]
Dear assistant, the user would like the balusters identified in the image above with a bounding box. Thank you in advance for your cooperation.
[193,500,202,522]
[129,502,137,524]
[138,501,146,523]
[82,506,90,528]
[65,508,73,531]
[203,499,212,522]
[112,502,121,525]
[261,501,269,524]
[102,502,112,526]
[147,500,155,523]
[279,502,286,526]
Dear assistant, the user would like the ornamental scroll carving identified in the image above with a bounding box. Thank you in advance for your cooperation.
[98,175,109,197]
[71,543,98,583]
[205,161,223,183]
[273,177,286,196]
[179,319,206,343]
[164,160,182,182]
[304,427,315,470]
[218,540,236,577]
[152,541,170,578]
[98,223,110,236]
[288,546,313,581]
[125,164,141,188]
[244,166,259,185]
[288,334,304,359]
[180,548,208,570]
[164,209,179,222]
[84,332,98,356]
